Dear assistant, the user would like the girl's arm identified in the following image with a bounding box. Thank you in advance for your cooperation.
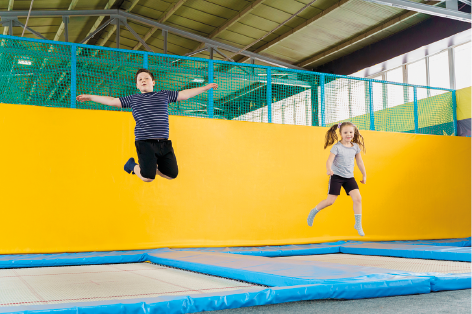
[177,83,218,101]
[326,153,335,175]
[76,95,122,108]
[355,153,367,184]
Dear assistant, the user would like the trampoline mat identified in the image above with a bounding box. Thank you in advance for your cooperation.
[280,254,471,273]
[0,262,258,307]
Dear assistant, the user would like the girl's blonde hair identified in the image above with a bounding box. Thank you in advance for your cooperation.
[324,122,366,153]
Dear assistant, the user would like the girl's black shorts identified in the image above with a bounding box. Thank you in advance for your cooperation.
[135,139,178,179]
[328,174,359,195]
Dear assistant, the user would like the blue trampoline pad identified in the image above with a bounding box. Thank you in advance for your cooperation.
[378,238,471,247]
[169,238,470,259]
[0,280,432,314]
[147,251,470,292]
[340,243,471,262]
[171,241,346,257]
[0,249,171,269]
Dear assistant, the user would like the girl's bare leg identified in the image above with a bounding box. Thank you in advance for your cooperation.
[349,189,362,215]
[307,194,338,226]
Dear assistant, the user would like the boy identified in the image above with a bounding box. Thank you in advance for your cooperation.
[76,68,218,182]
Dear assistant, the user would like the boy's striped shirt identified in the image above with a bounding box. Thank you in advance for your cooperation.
[120,90,178,140]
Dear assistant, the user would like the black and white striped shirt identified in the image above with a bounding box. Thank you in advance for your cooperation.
[120,90,179,141]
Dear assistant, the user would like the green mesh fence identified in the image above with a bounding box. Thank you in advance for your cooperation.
[0,35,456,136]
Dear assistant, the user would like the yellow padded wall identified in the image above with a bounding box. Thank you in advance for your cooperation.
[456,86,471,120]
[0,103,470,254]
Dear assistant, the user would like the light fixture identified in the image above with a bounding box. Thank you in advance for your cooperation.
[192,78,205,83]
[18,60,32,65]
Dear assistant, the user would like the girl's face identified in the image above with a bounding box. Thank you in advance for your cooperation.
[340,126,355,142]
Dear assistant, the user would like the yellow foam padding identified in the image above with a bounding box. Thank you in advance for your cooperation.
[0,103,470,254]
[456,86,471,120]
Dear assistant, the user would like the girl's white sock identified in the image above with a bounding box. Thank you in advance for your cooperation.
[307,208,320,227]
[354,214,365,236]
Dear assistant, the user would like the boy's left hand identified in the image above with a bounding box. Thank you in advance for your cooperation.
[360,177,366,184]
[206,83,218,90]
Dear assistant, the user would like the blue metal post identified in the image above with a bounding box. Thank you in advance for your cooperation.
[143,53,148,69]
[70,44,76,109]
[267,67,272,123]
[452,90,457,136]
[413,86,419,133]
[320,74,325,127]
[208,60,214,119]
[368,80,374,130]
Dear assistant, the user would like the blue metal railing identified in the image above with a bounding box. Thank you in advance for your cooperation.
[0,34,456,135]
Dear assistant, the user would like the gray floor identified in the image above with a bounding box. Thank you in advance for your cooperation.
[212,289,471,314]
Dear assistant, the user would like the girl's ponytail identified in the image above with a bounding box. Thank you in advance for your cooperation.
[324,124,339,149]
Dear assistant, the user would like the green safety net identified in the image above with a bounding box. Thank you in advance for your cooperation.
[0,35,455,136]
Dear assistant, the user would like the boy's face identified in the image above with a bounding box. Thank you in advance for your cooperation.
[136,72,155,93]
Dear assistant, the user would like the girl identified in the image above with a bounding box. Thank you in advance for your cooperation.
[307,122,367,236]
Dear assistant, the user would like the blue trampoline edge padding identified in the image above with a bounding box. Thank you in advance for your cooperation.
[0,249,171,269]
[429,273,472,291]
[0,280,433,314]
[146,251,469,292]
[340,243,472,262]
[0,239,469,314]
[171,241,347,257]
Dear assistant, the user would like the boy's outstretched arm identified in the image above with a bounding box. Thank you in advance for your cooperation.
[76,95,122,108]
[355,153,367,184]
[177,83,218,101]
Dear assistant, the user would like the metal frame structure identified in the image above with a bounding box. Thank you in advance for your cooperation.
[0,9,303,70]
[360,0,471,22]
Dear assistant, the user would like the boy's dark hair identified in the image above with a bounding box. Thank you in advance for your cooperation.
[135,68,155,82]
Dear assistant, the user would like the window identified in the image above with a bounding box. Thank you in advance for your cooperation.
[370,75,384,111]
[407,59,427,100]
[429,50,450,96]
[386,67,404,107]
[454,42,471,90]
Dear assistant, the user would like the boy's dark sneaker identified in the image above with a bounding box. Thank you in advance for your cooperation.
[124,158,137,174]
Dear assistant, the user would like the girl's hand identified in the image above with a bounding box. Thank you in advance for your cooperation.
[327,169,334,176]
[76,94,92,102]
[361,177,366,184]
[206,83,218,90]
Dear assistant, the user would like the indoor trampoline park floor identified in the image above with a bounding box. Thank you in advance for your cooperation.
[0,238,470,314]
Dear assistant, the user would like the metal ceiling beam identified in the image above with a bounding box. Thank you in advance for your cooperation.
[122,19,153,52]
[0,9,117,17]
[14,19,47,40]
[119,10,301,69]
[53,0,79,41]
[2,0,14,35]
[0,8,301,69]
[79,17,114,44]
[92,0,141,48]
[361,0,471,22]
[228,0,319,60]
[192,0,266,52]
[238,0,351,64]
[81,0,118,45]
[132,0,188,51]
[296,2,441,68]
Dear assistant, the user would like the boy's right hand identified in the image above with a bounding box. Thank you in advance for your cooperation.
[327,169,334,176]
[76,94,92,102]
